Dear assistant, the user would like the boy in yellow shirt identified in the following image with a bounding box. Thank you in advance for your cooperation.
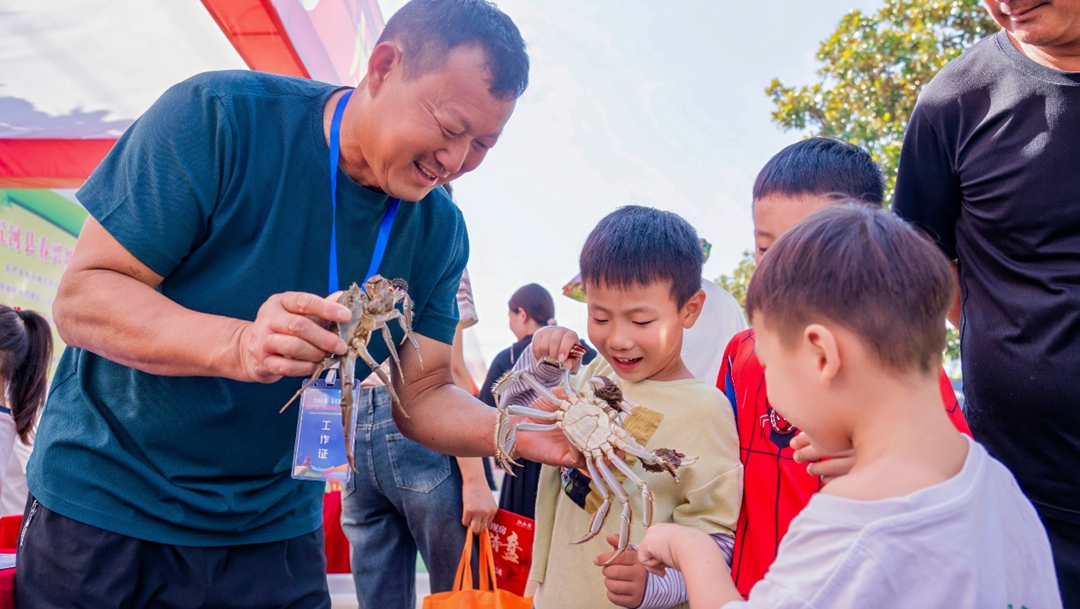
[495,205,742,608]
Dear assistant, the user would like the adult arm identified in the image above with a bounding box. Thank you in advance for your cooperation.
[947,263,962,329]
[391,333,581,466]
[450,323,498,532]
[53,217,349,382]
[894,101,965,324]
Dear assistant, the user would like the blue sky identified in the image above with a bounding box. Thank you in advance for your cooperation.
[375,0,882,362]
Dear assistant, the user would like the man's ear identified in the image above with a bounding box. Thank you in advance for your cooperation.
[366,42,402,96]
[803,323,840,385]
[681,288,707,329]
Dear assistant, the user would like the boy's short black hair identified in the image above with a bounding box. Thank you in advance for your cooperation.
[378,0,529,100]
[746,204,955,374]
[753,137,885,205]
[580,206,702,307]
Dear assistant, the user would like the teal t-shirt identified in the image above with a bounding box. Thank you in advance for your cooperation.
[27,71,469,546]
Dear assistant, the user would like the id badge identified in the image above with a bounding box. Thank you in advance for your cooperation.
[291,377,357,483]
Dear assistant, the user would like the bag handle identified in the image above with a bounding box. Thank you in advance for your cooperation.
[477,528,501,592]
[451,528,504,592]
[452,529,476,591]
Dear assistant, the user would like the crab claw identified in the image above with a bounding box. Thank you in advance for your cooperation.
[641,448,698,483]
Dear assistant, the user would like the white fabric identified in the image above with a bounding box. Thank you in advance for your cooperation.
[0,2,244,138]
[0,411,16,514]
[0,432,31,516]
[724,437,1061,608]
[682,280,747,384]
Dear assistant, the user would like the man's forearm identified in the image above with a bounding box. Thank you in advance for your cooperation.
[55,268,250,379]
[395,380,498,457]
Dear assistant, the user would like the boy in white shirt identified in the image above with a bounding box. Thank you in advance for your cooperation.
[635,204,1061,608]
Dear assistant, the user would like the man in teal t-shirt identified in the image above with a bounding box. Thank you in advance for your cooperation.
[17,1,580,607]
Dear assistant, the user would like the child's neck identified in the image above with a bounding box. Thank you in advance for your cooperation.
[824,375,969,502]
[643,357,694,383]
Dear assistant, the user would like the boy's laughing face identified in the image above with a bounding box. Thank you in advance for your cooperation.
[586,280,703,383]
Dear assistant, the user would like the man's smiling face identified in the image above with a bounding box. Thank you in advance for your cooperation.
[983,0,1080,55]
[352,44,516,202]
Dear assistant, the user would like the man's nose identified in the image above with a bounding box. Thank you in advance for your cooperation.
[435,139,471,176]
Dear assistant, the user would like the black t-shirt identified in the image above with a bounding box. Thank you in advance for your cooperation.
[894,32,1080,521]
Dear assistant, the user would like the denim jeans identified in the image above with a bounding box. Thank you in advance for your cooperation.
[340,386,466,609]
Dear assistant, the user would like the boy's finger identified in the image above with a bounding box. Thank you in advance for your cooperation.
[789,431,811,451]
[605,533,620,549]
[558,334,578,361]
[792,442,827,464]
[806,455,854,479]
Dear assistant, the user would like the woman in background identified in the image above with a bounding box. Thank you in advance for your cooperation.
[0,305,52,513]
[479,284,594,518]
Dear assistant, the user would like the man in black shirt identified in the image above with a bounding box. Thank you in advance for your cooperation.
[894,1,1080,604]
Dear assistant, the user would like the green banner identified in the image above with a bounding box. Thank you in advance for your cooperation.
[0,189,88,369]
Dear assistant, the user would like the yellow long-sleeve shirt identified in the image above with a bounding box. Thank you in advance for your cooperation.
[529,358,742,609]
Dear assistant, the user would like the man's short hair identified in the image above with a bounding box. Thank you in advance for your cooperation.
[580,206,703,308]
[753,137,885,205]
[745,204,954,374]
[378,0,529,100]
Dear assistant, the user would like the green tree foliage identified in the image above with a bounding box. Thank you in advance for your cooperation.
[716,0,997,364]
[766,0,998,201]
[716,250,756,309]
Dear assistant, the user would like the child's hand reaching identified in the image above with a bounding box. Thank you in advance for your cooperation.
[636,523,702,577]
[790,431,856,483]
[637,524,742,608]
[530,326,584,371]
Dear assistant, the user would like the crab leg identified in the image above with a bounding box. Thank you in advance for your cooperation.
[595,452,633,565]
[611,428,659,463]
[495,403,558,470]
[574,455,612,545]
[609,454,655,529]
[499,421,559,470]
[381,324,404,380]
[514,371,567,408]
[504,405,561,420]
[494,408,523,471]
[559,366,573,396]
[392,309,424,370]
[340,352,358,472]
[355,342,408,420]
[279,356,336,414]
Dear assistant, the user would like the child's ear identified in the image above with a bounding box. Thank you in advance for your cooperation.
[366,42,402,96]
[680,289,707,329]
[802,323,840,385]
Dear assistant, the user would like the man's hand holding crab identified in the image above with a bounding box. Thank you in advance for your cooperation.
[501,326,590,468]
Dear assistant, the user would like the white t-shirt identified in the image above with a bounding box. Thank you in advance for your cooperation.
[682,279,747,384]
[0,409,19,514]
[0,429,30,515]
[725,437,1061,608]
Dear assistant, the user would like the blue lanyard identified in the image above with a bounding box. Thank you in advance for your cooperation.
[328,89,400,294]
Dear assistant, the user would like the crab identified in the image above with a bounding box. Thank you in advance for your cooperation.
[492,358,697,564]
[281,274,423,471]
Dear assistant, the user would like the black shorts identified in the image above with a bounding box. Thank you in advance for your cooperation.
[15,494,330,608]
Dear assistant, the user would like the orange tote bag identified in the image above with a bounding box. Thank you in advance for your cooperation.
[422,529,532,609]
